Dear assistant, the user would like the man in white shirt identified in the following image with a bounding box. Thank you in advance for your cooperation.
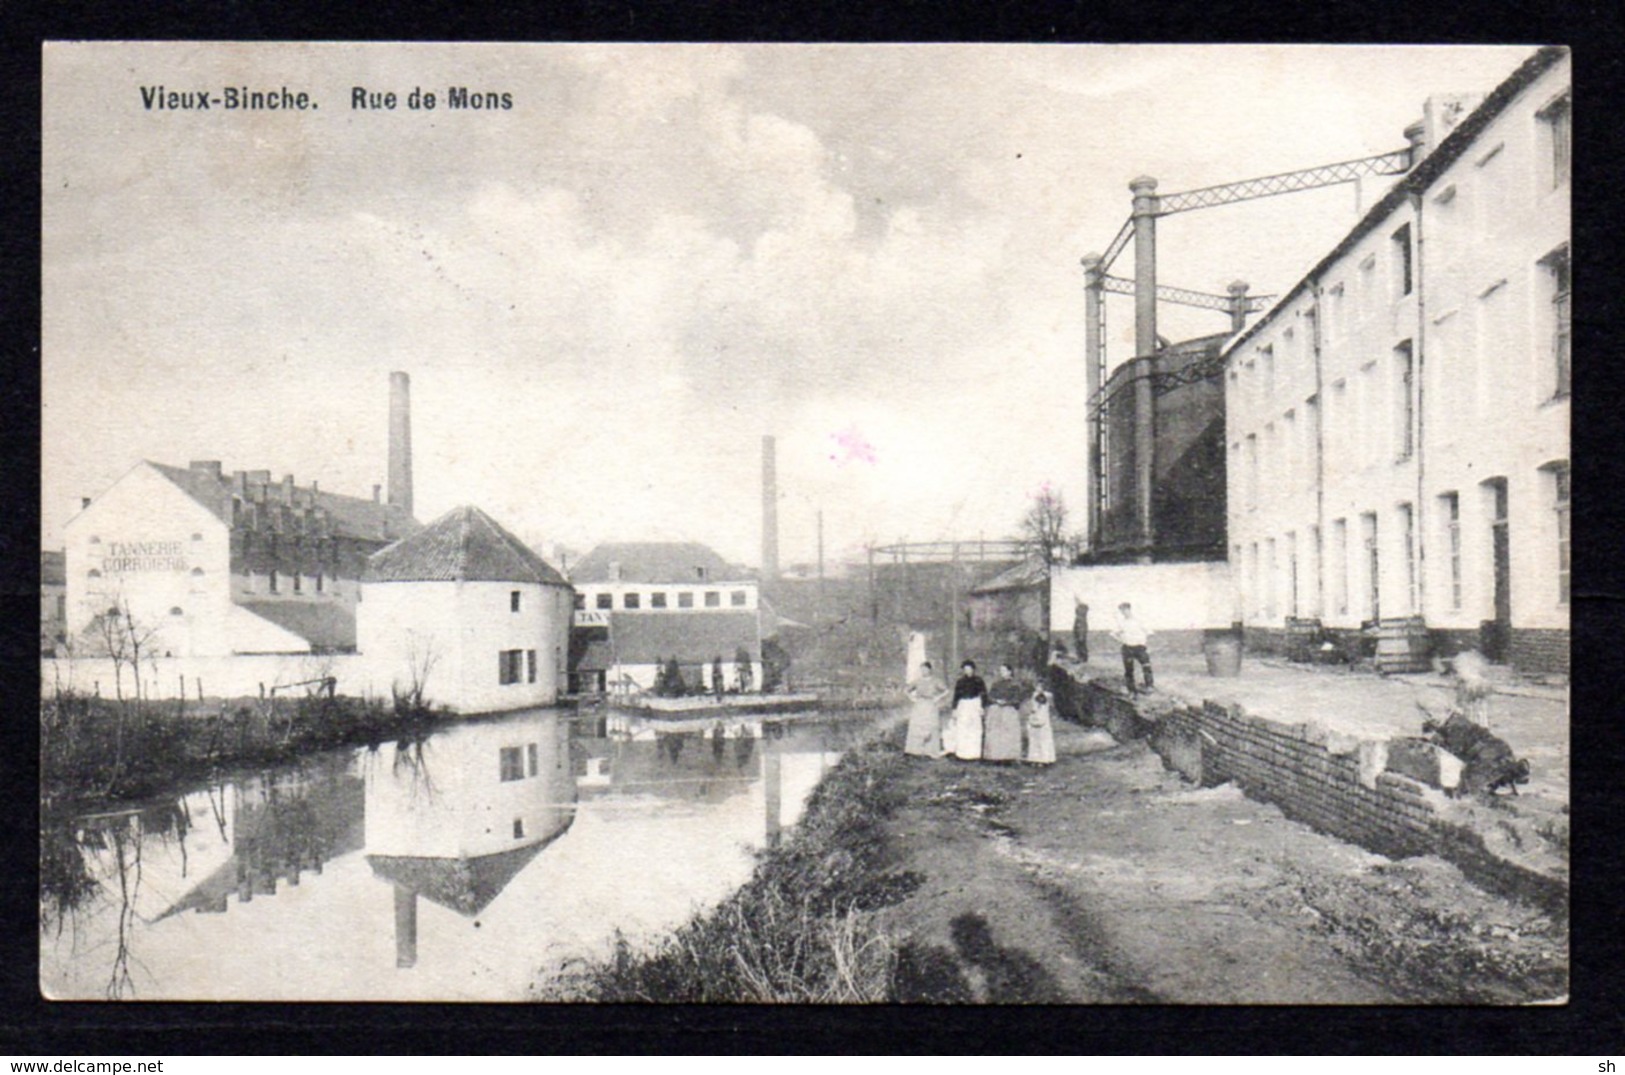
[1113,601,1154,695]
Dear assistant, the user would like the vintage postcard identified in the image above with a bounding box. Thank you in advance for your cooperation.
[40,42,1568,1003]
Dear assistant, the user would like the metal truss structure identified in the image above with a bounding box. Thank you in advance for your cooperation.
[1084,145,1417,545]
[1099,273,1273,314]
[870,538,1025,564]
[1156,148,1413,215]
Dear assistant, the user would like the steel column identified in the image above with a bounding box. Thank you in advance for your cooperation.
[1130,176,1159,555]
[1081,253,1105,550]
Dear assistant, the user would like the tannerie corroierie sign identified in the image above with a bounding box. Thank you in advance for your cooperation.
[99,540,188,574]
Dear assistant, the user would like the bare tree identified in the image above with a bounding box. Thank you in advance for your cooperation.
[393,630,440,715]
[1017,484,1082,643]
[82,597,163,793]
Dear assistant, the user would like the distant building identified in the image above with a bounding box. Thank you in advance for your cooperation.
[1224,47,1569,672]
[967,560,1046,633]
[41,550,66,656]
[360,506,574,713]
[63,460,419,659]
[568,541,763,693]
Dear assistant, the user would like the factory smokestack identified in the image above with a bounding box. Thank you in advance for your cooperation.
[761,434,779,582]
[388,371,413,517]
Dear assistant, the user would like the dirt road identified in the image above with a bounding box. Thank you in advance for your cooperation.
[876,720,1568,1004]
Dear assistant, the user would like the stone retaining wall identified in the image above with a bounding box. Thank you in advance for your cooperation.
[1060,670,1567,915]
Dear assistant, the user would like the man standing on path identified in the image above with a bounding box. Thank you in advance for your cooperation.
[1114,601,1154,695]
[1072,599,1090,663]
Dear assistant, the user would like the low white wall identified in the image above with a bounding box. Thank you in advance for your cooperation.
[1049,560,1235,634]
[40,653,371,702]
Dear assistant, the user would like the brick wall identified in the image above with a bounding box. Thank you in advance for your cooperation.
[1509,628,1569,675]
[1064,672,1566,914]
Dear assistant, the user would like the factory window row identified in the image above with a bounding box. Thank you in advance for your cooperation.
[580,588,751,611]
[239,570,336,596]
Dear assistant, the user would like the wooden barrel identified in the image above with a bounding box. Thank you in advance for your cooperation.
[1374,616,1431,674]
[1203,629,1243,677]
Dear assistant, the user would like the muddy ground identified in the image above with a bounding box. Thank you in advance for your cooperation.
[875,720,1569,1004]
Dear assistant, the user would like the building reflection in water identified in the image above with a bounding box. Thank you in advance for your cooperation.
[150,754,364,920]
[363,711,577,968]
[42,707,844,999]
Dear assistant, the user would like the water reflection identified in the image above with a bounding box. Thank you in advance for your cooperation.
[40,708,857,1000]
[363,715,576,967]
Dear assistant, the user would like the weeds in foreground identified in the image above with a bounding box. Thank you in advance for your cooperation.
[41,690,443,811]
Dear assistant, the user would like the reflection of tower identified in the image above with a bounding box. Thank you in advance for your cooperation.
[763,725,782,849]
[363,712,577,970]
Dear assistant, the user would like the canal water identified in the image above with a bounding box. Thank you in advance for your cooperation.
[40,707,870,1001]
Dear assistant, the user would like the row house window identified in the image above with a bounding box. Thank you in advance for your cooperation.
[1391,224,1413,298]
[1544,246,1571,400]
[1399,502,1418,614]
[1553,462,1571,605]
[1331,518,1349,617]
[1540,91,1571,189]
[1394,340,1415,462]
[1440,492,1463,611]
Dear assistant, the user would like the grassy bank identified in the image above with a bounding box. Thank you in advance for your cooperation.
[543,724,922,1002]
[41,689,444,811]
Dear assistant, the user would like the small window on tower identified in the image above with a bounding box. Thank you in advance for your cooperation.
[678,592,694,608]
[511,590,522,613]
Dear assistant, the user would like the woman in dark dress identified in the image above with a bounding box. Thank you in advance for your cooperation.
[983,663,1027,762]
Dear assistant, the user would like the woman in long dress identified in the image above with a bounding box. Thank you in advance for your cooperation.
[1023,686,1056,765]
[903,661,949,757]
[950,660,988,761]
[983,664,1026,762]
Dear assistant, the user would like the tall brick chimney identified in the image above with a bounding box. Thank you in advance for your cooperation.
[388,371,413,517]
[761,434,779,582]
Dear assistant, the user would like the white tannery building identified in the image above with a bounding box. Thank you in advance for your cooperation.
[1225,47,1569,672]
[567,541,763,694]
[63,460,420,659]
[359,506,575,713]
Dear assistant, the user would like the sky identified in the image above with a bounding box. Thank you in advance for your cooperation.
[42,42,1532,569]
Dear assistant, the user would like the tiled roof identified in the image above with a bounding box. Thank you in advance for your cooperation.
[590,610,762,666]
[570,541,748,584]
[146,461,420,544]
[41,550,66,586]
[969,560,1047,595]
[364,505,569,586]
[236,599,358,652]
